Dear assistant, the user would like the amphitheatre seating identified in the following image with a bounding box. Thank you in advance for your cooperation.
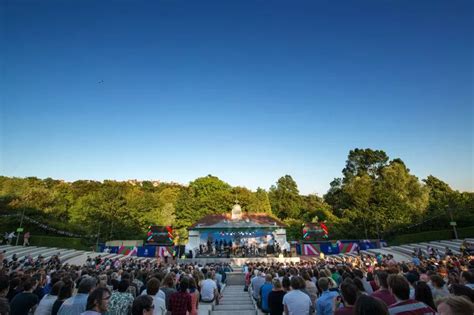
[211,284,257,315]
[0,238,470,266]
[327,238,468,263]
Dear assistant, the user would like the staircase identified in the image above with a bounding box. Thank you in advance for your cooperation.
[211,284,257,315]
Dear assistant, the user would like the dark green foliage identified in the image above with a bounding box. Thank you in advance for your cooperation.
[0,148,471,243]
[388,226,474,246]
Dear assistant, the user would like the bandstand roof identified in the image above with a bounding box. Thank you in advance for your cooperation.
[188,213,286,230]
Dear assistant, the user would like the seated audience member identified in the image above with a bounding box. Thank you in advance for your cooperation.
[461,271,474,289]
[371,271,396,306]
[0,276,10,315]
[201,273,218,304]
[168,276,192,315]
[387,275,436,315]
[335,280,359,315]
[430,275,450,302]
[354,295,389,315]
[414,281,436,311]
[437,295,474,315]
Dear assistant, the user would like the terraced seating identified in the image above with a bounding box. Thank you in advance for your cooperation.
[211,285,257,315]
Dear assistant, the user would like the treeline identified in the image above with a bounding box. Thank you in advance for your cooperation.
[0,148,472,242]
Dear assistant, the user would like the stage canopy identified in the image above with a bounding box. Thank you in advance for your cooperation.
[187,203,288,249]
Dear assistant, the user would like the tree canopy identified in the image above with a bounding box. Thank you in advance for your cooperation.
[0,148,472,243]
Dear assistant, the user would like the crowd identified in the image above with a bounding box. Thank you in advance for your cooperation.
[196,237,291,258]
[245,251,474,315]
[1,241,474,315]
[0,251,231,315]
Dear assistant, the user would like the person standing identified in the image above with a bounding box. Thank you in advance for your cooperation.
[316,277,338,315]
[283,276,312,315]
[251,271,265,302]
[34,281,63,315]
[187,278,199,315]
[260,274,273,313]
[10,277,39,315]
[268,279,286,315]
[81,287,111,315]
[131,295,154,315]
[58,277,97,315]
[145,278,166,315]
[23,232,30,246]
[107,280,134,315]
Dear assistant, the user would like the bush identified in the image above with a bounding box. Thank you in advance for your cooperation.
[388,226,474,246]
[29,235,91,250]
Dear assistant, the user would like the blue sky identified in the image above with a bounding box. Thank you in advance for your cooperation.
[2,0,473,195]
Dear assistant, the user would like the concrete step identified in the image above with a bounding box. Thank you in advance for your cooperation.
[221,296,252,303]
[210,311,257,315]
[220,300,253,305]
[213,305,256,311]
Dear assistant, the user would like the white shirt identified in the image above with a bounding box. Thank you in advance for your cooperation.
[141,289,166,301]
[151,295,166,315]
[201,279,217,301]
[282,290,312,315]
[34,294,57,315]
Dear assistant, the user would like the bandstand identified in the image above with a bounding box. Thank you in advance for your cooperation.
[184,202,291,263]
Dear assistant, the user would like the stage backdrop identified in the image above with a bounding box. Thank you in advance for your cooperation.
[299,240,381,256]
[100,245,173,257]
[100,240,382,257]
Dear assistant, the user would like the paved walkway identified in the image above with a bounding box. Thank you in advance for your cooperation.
[199,271,258,315]
[211,284,257,315]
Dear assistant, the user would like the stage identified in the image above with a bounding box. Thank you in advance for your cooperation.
[177,256,300,266]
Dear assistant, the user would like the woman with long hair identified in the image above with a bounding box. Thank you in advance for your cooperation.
[187,277,199,315]
[415,281,436,311]
[51,280,74,315]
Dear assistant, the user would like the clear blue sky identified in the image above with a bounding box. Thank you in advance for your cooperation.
[2,0,473,195]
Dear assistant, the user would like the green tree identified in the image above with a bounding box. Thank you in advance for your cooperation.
[269,175,302,219]
[250,188,272,213]
[342,148,389,181]
[371,161,429,236]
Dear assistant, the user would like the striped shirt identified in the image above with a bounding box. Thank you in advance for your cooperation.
[388,299,436,315]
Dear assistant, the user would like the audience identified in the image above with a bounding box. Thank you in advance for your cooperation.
[282,276,312,315]
[354,295,389,315]
[387,274,436,315]
[268,278,285,315]
[1,239,474,315]
[82,287,110,315]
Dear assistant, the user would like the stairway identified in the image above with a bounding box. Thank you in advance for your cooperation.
[211,285,257,315]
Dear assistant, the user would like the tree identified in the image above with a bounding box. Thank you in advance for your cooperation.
[269,175,302,219]
[250,188,272,213]
[343,174,374,238]
[342,148,389,181]
[371,161,429,235]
